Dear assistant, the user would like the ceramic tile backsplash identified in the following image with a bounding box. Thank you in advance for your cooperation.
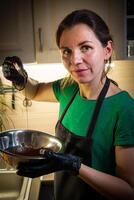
[108,60,134,97]
[0,89,59,135]
[0,63,67,134]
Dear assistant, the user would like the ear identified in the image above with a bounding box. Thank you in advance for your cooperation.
[104,40,113,60]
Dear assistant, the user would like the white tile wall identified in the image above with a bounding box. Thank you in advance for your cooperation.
[108,60,134,97]
[0,63,67,134]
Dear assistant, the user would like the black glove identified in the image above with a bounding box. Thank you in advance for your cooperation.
[2,56,28,90]
[17,149,81,178]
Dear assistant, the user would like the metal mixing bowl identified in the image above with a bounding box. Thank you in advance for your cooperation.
[0,129,63,169]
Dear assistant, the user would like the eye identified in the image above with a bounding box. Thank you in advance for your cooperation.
[81,45,92,52]
[61,48,72,58]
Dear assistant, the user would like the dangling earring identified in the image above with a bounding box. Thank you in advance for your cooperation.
[104,59,111,74]
[104,59,108,64]
[104,59,108,66]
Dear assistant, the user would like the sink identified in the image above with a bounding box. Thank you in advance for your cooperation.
[0,158,40,200]
[0,170,32,200]
[0,170,23,200]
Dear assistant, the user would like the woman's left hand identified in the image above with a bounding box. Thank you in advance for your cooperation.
[17,150,81,178]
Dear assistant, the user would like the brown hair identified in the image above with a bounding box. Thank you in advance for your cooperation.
[56,9,114,87]
[56,9,113,48]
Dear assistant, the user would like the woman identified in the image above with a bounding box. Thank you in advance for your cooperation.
[2,9,134,200]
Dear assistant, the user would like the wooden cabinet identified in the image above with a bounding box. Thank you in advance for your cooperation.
[0,0,128,64]
[126,0,134,59]
[33,0,111,63]
[33,0,126,63]
[0,0,35,65]
[108,0,125,60]
[33,0,61,63]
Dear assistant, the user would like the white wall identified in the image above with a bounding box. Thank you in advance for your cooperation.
[0,63,67,134]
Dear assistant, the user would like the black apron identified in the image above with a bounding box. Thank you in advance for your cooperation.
[55,78,110,200]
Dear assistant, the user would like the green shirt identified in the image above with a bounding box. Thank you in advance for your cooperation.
[52,79,134,174]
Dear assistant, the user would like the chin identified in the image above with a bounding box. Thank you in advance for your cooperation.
[75,79,91,84]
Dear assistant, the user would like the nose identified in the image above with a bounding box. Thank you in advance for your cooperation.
[70,50,83,65]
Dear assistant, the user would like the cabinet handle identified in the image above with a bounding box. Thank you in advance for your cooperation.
[38,27,43,52]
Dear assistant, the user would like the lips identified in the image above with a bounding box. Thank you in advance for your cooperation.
[72,68,88,72]
[72,68,89,76]
[75,69,87,72]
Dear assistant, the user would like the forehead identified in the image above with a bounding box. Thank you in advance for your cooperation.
[59,23,99,47]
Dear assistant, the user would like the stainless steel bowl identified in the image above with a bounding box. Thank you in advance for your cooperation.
[0,129,63,169]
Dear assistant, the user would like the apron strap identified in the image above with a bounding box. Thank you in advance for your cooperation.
[87,77,110,137]
[59,87,79,123]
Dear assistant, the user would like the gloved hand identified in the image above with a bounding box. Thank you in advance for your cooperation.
[2,56,28,90]
[17,149,81,178]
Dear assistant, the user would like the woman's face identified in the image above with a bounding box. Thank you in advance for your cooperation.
[59,23,113,84]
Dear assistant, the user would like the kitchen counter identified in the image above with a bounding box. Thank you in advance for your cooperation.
[41,173,54,181]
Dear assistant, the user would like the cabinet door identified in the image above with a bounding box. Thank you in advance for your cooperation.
[126,0,134,59]
[33,0,111,63]
[108,0,125,60]
[0,0,35,65]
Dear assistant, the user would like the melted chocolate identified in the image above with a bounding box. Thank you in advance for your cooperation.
[5,146,43,156]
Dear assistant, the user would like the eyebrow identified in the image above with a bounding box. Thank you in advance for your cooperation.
[60,40,92,49]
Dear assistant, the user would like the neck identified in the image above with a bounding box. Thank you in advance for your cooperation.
[79,77,106,100]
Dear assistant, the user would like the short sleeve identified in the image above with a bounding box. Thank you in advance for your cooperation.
[52,79,62,101]
[114,100,134,145]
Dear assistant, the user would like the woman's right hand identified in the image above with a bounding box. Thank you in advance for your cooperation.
[2,56,28,90]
